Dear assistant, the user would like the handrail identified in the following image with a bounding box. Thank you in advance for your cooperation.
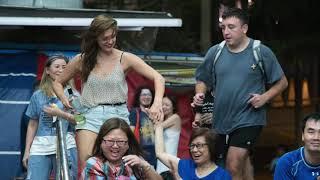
[56,118,70,180]
[138,54,204,65]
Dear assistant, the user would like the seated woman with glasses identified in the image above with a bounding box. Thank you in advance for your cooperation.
[81,118,162,180]
[155,126,231,179]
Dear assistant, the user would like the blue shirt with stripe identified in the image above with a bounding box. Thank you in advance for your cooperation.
[274,147,320,179]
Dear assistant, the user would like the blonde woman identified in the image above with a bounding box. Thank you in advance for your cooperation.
[23,55,77,180]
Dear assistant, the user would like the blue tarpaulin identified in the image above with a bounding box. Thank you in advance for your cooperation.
[0,51,37,179]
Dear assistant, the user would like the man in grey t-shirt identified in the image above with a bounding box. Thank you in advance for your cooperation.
[193,8,288,180]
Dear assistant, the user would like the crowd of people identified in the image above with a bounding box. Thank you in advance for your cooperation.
[21,7,320,180]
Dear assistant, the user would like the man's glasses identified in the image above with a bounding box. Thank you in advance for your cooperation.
[189,143,208,150]
[103,139,128,147]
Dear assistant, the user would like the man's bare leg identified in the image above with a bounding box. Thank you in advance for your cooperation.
[226,146,250,180]
[243,155,254,180]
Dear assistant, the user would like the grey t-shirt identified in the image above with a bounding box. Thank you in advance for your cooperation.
[196,38,284,134]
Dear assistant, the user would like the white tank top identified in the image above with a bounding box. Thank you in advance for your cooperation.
[80,60,128,108]
[156,128,181,173]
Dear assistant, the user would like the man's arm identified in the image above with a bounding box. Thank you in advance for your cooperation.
[264,75,288,101]
[248,75,288,108]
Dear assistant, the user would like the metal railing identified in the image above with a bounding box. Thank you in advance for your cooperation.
[55,118,70,180]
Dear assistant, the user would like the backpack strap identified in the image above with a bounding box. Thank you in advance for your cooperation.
[213,40,226,66]
[252,40,265,76]
[212,40,226,88]
[213,39,265,82]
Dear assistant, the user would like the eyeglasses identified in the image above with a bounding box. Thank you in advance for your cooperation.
[140,93,152,97]
[189,143,208,150]
[102,139,128,147]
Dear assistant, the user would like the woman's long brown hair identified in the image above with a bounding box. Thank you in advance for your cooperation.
[80,14,117,82]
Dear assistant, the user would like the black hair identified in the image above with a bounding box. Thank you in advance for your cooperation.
[189,128,217,162]
[92,118,145,178]
[222,7,249,25]
[132,86,154,108]
[163,95,177,113]
[302,112,320,132]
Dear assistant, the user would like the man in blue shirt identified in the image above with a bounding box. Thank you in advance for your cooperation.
[274,113,320,179]
[193,7,288,180]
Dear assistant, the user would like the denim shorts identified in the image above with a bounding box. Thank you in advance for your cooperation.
[76,104,129,133]
[26,148,77,180]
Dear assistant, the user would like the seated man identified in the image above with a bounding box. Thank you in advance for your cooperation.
[274,113,320,180]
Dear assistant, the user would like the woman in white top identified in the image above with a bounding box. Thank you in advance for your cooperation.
[52,15,165,176]
[156,95,181,176]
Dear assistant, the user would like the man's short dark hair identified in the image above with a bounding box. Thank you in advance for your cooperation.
[222,7,249,25]
[302,112,320,131]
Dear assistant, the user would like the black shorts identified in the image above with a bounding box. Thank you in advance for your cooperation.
[228,125,263,149]
[215,126,263,162]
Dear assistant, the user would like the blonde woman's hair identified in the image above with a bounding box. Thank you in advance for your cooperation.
[39,55,69,97]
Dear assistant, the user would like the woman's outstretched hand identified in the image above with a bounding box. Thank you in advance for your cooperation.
[43,105,61,117]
